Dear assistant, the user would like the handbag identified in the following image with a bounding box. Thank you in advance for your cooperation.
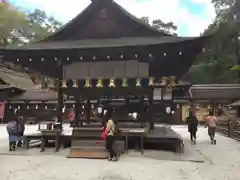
[101,128,107,140]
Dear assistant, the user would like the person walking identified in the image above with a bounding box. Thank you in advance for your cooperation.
[105,110,119,161]
[204,111,218,144]
[186,111,199,144]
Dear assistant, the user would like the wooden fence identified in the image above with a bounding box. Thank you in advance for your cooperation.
[217,121,240,141]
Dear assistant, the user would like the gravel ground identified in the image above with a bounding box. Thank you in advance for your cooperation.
[0,125,240,180]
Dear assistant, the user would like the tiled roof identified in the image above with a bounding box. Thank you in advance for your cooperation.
[0,67,37,90]
[190,84,240,100]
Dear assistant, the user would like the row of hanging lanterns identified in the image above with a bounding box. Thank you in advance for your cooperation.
[61,76,176,88]
[14,50,191,63]
[9,104,55,110]
[8,104,89,110]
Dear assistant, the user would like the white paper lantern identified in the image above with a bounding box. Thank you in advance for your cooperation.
[166,107,171,114]
[97,107,102,114]
[103,110,107,115]
[132,112,138,119]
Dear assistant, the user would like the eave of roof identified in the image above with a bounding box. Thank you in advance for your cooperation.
[190,84,240,100]
[0,84,12,90]
[228,100,240,107]
[5,36,204,51]
[9,89,59,101]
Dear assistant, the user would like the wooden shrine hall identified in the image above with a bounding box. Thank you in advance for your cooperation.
[1,0,209,158]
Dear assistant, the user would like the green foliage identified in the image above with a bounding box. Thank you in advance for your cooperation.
[0,2,28,46]
[140,17,177,35]
[230,65,240,71]
[152,19,177,35]
[0,2,62,47]
[184,0,240,84]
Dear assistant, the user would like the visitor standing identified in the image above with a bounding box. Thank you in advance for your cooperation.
[6,112,21,151]
[186,111,199,144]
[105,110,119,161]
[17,116,25,148]
[204,111,218,144]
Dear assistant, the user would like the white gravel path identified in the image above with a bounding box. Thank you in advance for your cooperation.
[0,124,239,180]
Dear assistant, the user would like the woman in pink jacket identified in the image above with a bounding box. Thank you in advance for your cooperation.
[204,111,218,144]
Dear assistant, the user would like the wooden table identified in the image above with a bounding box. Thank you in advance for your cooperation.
[120,128,147,154]
[40,129,62,152]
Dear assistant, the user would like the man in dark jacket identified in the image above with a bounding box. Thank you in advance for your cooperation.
[186,111,199,144]
[17,116,25,148]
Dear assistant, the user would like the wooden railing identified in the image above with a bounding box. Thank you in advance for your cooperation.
[217,121,240,141]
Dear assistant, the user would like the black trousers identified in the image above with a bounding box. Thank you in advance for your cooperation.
[17,131,24,147]
[9,141,16,150]
[106,136,116,158]
[208,127,216,140]
[189,130,197,141]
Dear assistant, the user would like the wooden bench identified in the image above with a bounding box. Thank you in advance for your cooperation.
[40,130,62,152]
[120,128,147,154]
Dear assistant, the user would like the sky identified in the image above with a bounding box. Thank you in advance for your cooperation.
[9,0,216,37]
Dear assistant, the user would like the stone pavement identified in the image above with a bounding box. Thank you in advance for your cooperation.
[0,125,239,180]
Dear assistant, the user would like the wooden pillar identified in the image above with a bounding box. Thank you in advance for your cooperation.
[211,100,215,115]
[148,89,154,131]
[57,60,63,128]
[75,95,81,126]
[161,87,164,100]
[85,100,91,124]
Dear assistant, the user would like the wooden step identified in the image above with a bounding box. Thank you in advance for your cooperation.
[67,149,108,159]
[71,140,105,147]
[71,146,105,151]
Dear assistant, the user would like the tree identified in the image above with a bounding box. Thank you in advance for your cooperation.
[0,1,28,46]
[184,0,240,84]
[26,9,62,42]
[0,1,62,88]
[0,1,62,47]
[152,19,177,35]
[140,17,177,35]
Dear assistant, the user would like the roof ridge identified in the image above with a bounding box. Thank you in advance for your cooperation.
[38,0,179,42]
[111,0,171,36]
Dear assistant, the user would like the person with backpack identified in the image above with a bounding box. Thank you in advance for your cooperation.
[204,111,218,144]
[105,110,119,161]
[6,117,22,151]
[186,111,199,145]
